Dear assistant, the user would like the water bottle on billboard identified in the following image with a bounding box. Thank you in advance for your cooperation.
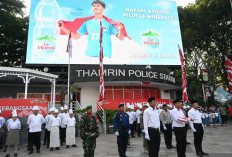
[32,0,61,63]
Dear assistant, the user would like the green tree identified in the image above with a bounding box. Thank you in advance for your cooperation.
[0,0,28,67]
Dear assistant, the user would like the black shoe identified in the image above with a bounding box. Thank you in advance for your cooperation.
[28,151,33,155]
[72,144,77,147]
[170,145,175,148]
[196,152,203,157]
[166,146,171,149]
[131,136,136,138]
[37,150,41,153]
[50,148,53,151]
[14,153,18,157]
[66,145,69,148]
[56,147,60,150]
[5,154,10,157]
[201,151,209,155]
[138,135,141,137]
[3,149,7,152]
[186,142,191,144]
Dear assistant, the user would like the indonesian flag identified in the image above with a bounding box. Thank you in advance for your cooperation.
[66,30,72,57]
[225,57,232,95]
[178,45,189,103]
[98,21,105,105]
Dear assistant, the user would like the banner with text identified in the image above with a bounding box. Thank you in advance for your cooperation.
[0,99,48,118]
[26,0,183,65]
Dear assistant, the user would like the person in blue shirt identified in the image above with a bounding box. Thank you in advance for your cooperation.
[59,0,124,58]
[113,103,131,157]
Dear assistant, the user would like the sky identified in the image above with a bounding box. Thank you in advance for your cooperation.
[23,0,196,15]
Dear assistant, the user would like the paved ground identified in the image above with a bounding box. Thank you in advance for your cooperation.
[2,123,232,157]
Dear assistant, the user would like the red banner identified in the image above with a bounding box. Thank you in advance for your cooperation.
[102,99,172,110]
[0,99,48,118]
[225,57,232,95]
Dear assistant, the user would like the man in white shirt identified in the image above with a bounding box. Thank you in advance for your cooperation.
[60,105,69,145]
[27,106,45,154]
[44,108,54,148]
[143,97,160,157]
[49,109,61,151]
[65,109,77,148]
[171,99,189,157]
[0,109,6,149]
[188,100,209,157]
[126,107,136,138]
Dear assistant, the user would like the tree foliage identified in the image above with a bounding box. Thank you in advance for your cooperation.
[0,0,28,67]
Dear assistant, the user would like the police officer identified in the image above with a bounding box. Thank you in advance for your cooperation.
[114,103,131,157]
[160,104,174,149]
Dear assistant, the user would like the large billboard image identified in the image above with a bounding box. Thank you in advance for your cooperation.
[26,0,183,65]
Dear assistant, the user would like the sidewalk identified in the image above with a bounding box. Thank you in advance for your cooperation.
[4,123,232,157]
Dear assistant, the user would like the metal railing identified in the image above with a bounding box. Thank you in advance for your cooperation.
[97,102,107,134]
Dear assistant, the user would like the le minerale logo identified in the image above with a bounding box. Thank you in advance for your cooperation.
[142,30,160,51]
[37,35,56,52]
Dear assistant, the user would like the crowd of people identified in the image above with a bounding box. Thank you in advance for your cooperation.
[0,105,99,157]
[0,99,231,157]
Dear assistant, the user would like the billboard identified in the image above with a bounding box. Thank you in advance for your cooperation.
[26,0,183,65]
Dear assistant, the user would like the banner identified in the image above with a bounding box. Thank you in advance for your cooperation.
[225,57,232,95]
[26,0,183,65]
[103,99,172,110]
[0,99,48,118]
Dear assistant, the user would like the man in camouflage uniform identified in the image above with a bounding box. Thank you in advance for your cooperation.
[80,106,99,157]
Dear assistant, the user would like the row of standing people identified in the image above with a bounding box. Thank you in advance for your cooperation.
[114,97,209,157]
[0,105,99,157]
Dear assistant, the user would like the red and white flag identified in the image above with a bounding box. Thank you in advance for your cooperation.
[178,45,189,103]
[225,57,232,95]
[98,21,105,105]
[66,30,72,58]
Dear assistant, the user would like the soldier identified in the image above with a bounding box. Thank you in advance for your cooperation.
[160,104,174,149]
[114,103,131,157]
[140,104,149,154]
[80,106,99,157]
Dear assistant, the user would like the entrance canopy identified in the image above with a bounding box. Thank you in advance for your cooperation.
[0,67,58,106]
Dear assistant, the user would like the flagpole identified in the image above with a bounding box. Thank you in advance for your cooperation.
[67,30,71,108]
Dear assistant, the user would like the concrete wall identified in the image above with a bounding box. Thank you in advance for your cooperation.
[160,89,171,99]
[80,86,99,112]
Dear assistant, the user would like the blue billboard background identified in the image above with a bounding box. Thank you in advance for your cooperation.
[26,0,183,65]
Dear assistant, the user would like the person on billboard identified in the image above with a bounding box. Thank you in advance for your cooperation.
[58,0,131,58]
[27,106,45,155]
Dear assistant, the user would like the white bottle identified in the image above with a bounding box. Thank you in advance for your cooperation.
[32,0,61,63]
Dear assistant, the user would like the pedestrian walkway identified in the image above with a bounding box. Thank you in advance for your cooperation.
[7,124,232,157]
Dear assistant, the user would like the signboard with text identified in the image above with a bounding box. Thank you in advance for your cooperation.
[26,0,183,65]
[0,99,48,118]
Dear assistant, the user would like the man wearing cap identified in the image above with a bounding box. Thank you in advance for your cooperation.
[126,106,136,138]
[143,97,161,157]
[80,106,99,157]
[44,108,54,148]
[188,100,209,157]
[160,104,174,149]
[27,106,45,154]
[60,105,69,145]
[171,99,190,157]
[49,109,61,151]
[65,109,77,148]
[0,109,6,149]
[114,103,131,157]
[140,104,149,154]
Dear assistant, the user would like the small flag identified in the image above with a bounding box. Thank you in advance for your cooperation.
[66,30,72,58]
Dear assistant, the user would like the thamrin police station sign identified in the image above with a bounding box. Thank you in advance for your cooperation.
[70,65,175,85]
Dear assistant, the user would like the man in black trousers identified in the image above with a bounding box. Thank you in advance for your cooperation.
[188,100,209,157]
[171,99,189,157]
[143,97,161,157]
